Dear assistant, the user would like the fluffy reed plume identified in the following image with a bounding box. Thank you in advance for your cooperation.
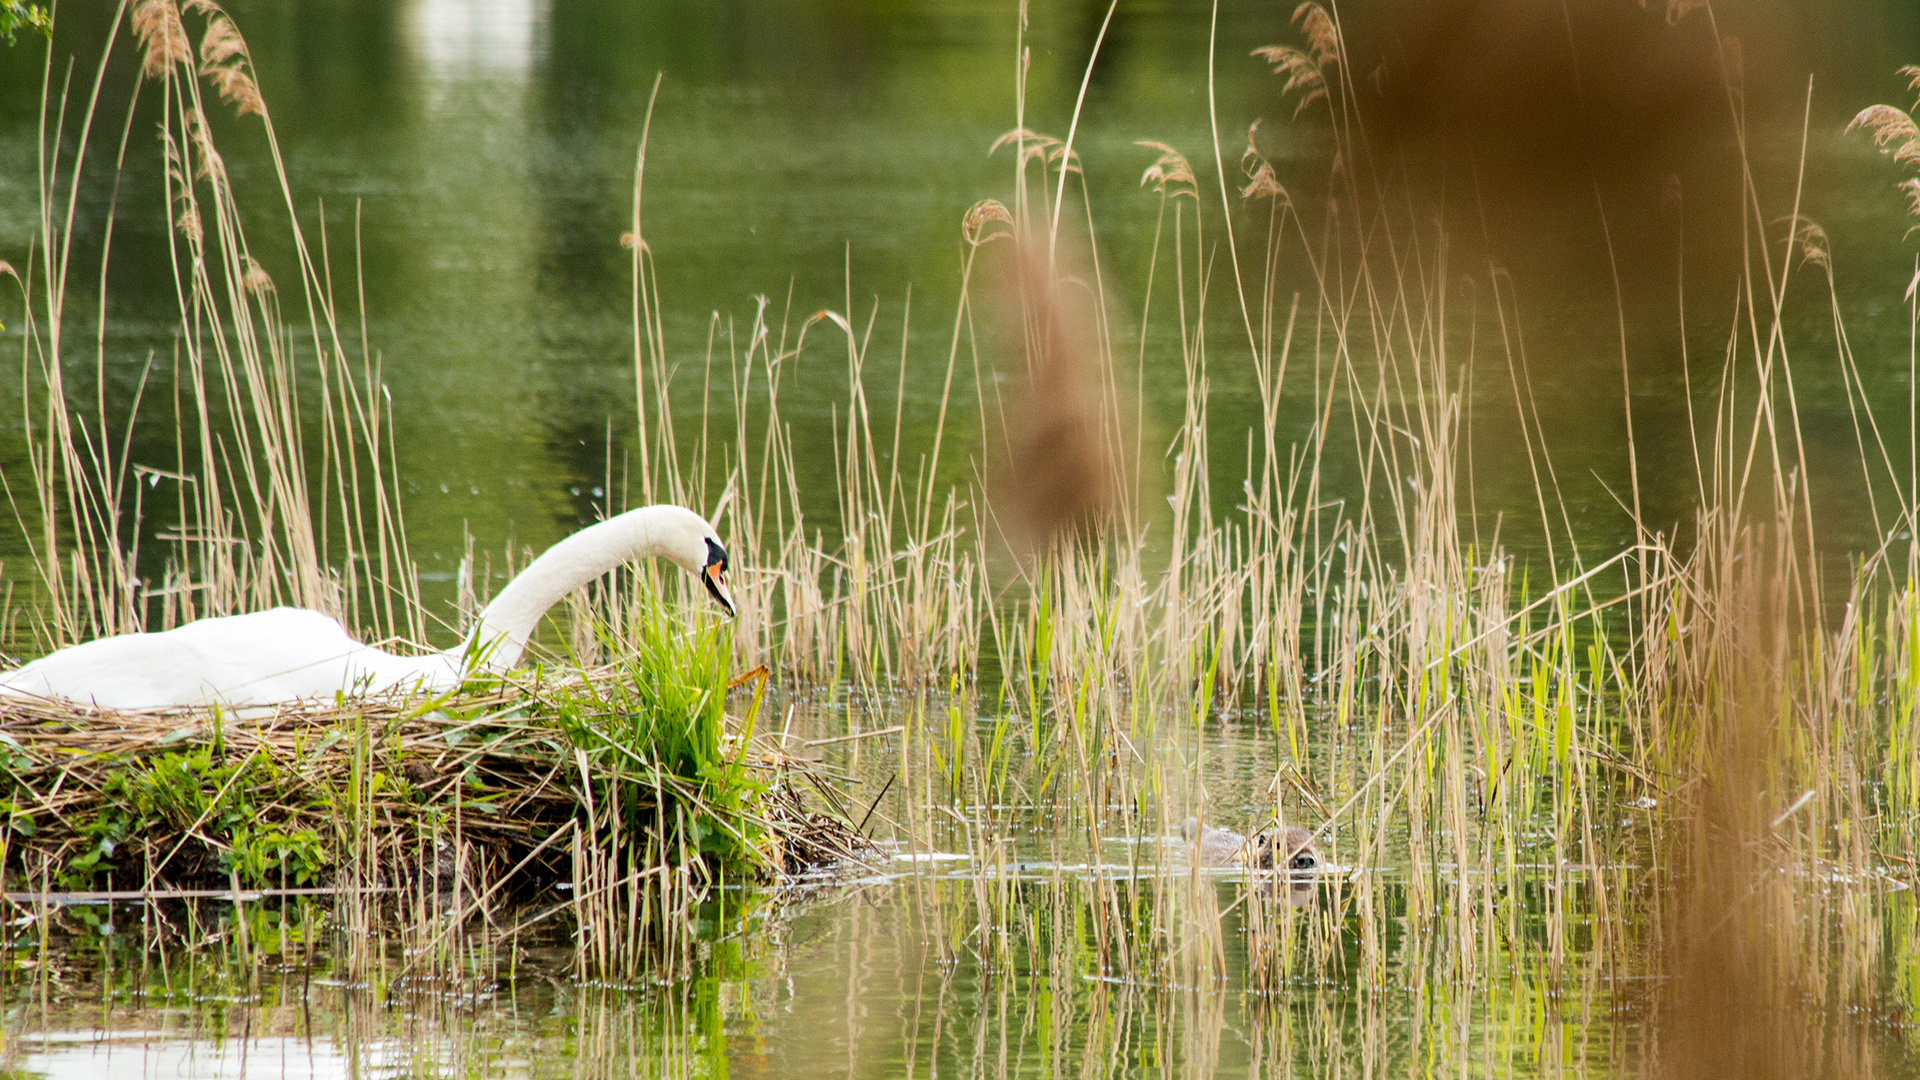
[1292,1,1341,68]
[1847,105,1920,165]
[131,1,261,116]
[1791,217,1831,269]
[1250,45,1327,118]
[198,14,264,116]
[988,238,1116,549]
[1252,4,1341,117]
[1136,140,1196,197]
[174,201,201,244]
[1240,122,1287,203]
[197,11,243,65]
[241,254,273,296]
[987,127,1063,171]
[962,197,1014,247]
[1848,101,1920,227]
[130,0,189,77]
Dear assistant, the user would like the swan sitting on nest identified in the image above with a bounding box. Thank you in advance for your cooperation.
[0,504,734,710]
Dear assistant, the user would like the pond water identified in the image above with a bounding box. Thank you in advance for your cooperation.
[3,0,1920,611]
[5,1,1920,1077]
[0,697,1653,1080]
[4,677,1918,1078]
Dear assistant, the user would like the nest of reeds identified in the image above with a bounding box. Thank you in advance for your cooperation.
[0,682,876,898]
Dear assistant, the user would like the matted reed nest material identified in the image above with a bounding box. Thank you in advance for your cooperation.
[0,685,875,895]
[757,778,880,876]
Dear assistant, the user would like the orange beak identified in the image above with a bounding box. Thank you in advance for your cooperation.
[703,562,736,617]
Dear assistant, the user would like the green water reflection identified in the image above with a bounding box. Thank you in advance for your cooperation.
[4,1,1920,631]
[0,699,1668,1079]
[1,886,1632,1079]
[2,681,1917,1077]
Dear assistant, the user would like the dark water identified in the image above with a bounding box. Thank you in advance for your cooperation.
[4,1,1920,614]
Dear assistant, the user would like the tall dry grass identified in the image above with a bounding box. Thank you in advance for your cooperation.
[8,0,420,657]
[2,2,1918,1062]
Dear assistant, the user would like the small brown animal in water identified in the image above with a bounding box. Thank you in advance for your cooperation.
[1180,817,1321,872]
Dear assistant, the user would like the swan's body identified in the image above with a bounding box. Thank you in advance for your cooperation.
[0,504,733,710]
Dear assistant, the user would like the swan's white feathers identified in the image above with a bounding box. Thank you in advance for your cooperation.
[462,504,720,672]
[0,608,460,710]
[0,504,727,709]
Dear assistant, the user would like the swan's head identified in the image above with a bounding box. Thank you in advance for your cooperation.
[698,535,736,617]
[653,506,735,617]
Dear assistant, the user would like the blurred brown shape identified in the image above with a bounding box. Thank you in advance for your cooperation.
[1366,0,1729,194]
[1647,531,1873,1080]
[1327,0,1756,298]
[992,240,1117,549]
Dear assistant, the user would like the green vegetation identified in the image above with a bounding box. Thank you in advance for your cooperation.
[0,2,49,44]
[552,600,765,866]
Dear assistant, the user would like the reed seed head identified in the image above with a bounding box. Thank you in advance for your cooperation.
[1239,122,1289,203]
[962,199,1013,248]
[1846,104,1920,164]
[988,128,1058,157]
[241,256,273,296]
[176,204,202,246]
[1847,104,1920,220]
[197,14,263,117]
[132,0,190,78]
[1791,218,1830,268]
[1252,44,1329,117]
[199,14,243,66]
[1900,177,1920,221]
[186,111,225,181]
[1292,2,1340,68]
[1136,140,1196,198]
[205,62,263,117]
[1241,163,1286,202]
[1900,64,1920,110]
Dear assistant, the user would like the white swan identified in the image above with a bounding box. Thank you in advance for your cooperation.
[0,504,734,710]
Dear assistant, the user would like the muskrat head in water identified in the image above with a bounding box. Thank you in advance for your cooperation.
[1180,817,1321,872]
[1251,826,1321,873]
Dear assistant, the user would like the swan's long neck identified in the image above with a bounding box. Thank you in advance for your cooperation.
[454,506,692,673]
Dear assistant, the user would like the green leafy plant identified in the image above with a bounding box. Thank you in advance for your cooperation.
[554,597,763,867]
[0,2,49,44]
[107,747,259,836]
[61,748,272,886]
[225,824,329,887]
